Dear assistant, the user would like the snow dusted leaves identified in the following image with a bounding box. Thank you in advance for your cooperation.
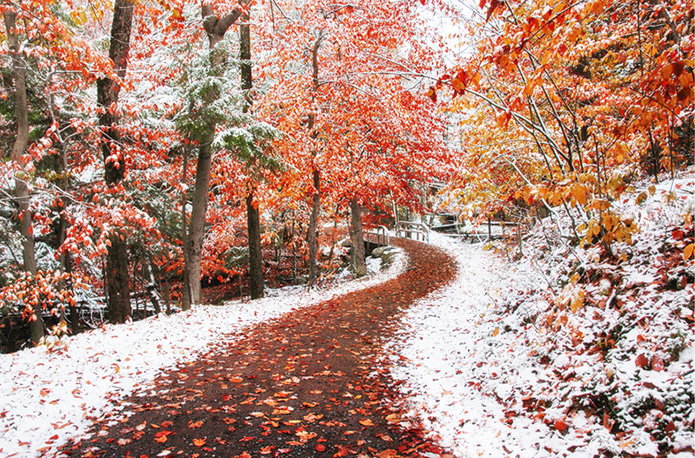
[386,176,694,458]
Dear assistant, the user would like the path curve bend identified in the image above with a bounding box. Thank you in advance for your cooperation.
[63,237,457,458]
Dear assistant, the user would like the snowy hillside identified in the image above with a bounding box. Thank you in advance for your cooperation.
[386,174,694,457]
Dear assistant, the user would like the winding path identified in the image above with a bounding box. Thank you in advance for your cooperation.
[62,238,457,458]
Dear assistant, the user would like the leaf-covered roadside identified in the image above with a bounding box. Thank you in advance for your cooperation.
[59,238,457,458]
[386,175,694,457]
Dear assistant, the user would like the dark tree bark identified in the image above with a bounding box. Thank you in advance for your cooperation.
[3,9,44,344]
[97,0,134,324]
[349,197,367,278]
[246,191,264,299]
[240,11,264,299]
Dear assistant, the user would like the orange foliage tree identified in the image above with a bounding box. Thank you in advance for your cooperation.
[434,0,693,254]
[256,0,450,279]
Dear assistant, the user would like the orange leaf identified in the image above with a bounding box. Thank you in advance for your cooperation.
[684,243,694,261]
[358,419,374,426]
[193,438,206,447]
[316,444,326,452]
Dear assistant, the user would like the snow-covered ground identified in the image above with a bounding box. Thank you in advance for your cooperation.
[1,174,693,458]
[0,252,406,458]
[385,175,694,457]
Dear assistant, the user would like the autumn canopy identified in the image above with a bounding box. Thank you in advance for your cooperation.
[0,0,692,345]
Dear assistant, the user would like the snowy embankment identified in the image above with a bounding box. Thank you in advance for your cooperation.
[0,251,406,458]
[386,175,694,458]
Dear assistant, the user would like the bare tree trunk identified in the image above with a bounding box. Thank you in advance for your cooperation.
[240,11,264,299]
[97,0,134,324]
[247,191,264,299]
[349,197,367,278]
[185,139,212,305]
[3,10,44,344]
[180,146,193,309]
[307,170,320,285]
[306,34,324,286]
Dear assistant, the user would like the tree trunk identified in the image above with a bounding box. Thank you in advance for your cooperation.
[240,12,264,299]
[307,170,320,285]
[247,191,264,298]
[349,197,367,278]
[185,138,213,305]
[183,1,248,306]
[97,0,134,324]
[3,10,44,344]
[306,34,323,286]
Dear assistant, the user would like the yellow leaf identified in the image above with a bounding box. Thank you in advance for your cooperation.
[492,327,500,337]
[684,243,694,261]
[570,289,585,313]
[571,183,588,205]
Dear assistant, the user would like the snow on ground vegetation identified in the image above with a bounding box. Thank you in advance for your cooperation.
[0,249,406,458]
[385,173,694,457]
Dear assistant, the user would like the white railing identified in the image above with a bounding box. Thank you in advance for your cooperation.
[365,225,390,246]
[395,221,430,243]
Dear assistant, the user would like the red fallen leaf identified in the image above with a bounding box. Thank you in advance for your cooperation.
[316,444,326,452]
[154,430,173,443]
[260,446,274,455]
[239,436,255,442]
[40,388,50,397]
[192,438,206,447]
[333,445,351,457]
[554,419,568,432]
[652,355,665,372]
[385,413,400,424]
[233,453,252,458]
[161,421,173,428]
[603,412,616,431]
[376,450,400,458]
[635,354,649,369]
[229,376,243,383]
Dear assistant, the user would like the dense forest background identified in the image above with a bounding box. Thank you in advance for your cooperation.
[0,0,692,350]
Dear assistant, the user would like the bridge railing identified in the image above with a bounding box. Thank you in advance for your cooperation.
[365,225,390,246]
[395,221,430,243]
